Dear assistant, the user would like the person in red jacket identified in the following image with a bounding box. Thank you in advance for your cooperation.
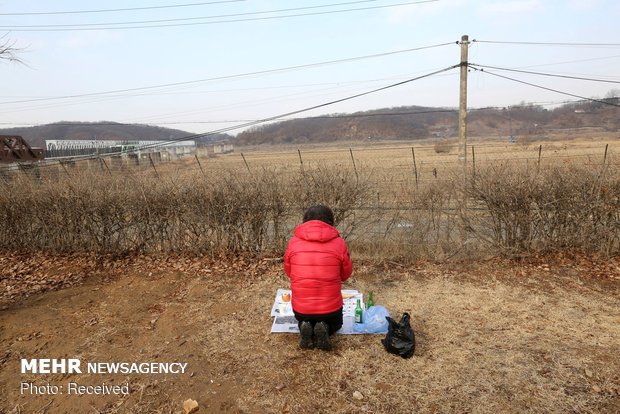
[284,204,353,350]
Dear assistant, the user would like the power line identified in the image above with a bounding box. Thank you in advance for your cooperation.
[19,64,460,169]
[0,69,455,119]
[469,63,620,84]
[513,54,620,71]
[472,39,620,48]
[0,98,598,129]
[202,109,459,123]
[0,109,458,128]
[0,0,439,31]
[0,74,432,99]
[91,64,461,155]
[470,99,592,110]
[0,42,454,107]
[1,95,602,130]
[118,98,598,126]
[0,1,244,15]
[0,0,372,22]
[1,67,459,100]
[468,66,620,108]
[142,109,463,124]
[0,69,456,118]
[0,79,397,100]
[133,99,609,124]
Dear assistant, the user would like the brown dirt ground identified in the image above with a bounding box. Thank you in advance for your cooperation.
[1,252,619,414]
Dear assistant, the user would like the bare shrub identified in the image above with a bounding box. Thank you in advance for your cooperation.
[0,175,87,251]
[433,140,455,154]
[466,164,537,251]
[466,162,620,254]
[253,168,295,250]
[290,163,373,239]
[174,168,290,253]
[0,175,31,249]
[131,175,182,252]
[0,156,617,259]
[531,164,619,254]
[207,170,273,252]
[367,180,460,261]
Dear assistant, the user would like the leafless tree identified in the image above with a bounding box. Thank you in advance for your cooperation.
[0,34,24,63]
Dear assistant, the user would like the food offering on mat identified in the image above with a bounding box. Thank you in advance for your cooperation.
[281,292,291,302]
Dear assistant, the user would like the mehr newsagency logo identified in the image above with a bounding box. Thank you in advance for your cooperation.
[20,358,188,396]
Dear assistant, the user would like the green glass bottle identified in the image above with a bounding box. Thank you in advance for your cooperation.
[355,299,363,324]
[367,292,374,309]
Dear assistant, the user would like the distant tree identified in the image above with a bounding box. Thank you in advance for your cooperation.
[604,89,620,106]
[605,89,620,99]
[0,35,23,63]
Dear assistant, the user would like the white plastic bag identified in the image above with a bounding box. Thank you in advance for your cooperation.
[353,305,390,333]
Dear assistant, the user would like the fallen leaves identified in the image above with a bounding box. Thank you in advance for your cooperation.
[0,251,283,308]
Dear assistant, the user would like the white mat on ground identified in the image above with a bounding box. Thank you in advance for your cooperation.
[270,288,364,334]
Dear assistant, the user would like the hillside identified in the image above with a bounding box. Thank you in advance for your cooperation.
[2,98,618,149]
[236,99,620,145]
[0,122,233,148]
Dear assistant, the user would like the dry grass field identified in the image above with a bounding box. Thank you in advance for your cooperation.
[188,133,616,177]
[0,252,618,413]
[0,134,619,413]
[163,134,618,211]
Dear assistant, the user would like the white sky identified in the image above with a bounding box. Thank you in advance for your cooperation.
[0,0,619,134]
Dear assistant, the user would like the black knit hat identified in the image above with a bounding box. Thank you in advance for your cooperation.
[302,204,335,226]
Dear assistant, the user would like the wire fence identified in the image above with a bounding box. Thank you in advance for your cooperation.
[1,140,616,195]
[1,140,618,260]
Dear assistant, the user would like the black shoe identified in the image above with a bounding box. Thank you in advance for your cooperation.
[314,321,332,351]
[299,321,314,349]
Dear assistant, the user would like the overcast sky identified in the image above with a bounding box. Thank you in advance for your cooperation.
[1,0,619,134]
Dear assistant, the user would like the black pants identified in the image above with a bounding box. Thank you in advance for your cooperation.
[293,307,343,335]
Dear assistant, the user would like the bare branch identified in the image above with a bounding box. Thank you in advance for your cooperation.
[0,34,25,64]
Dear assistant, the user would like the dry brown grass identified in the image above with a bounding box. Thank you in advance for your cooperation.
[1,253,618,413]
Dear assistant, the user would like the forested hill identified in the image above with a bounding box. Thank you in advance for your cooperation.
[236,99,620,145]
[2,98,618,149]
[0,122,232,148]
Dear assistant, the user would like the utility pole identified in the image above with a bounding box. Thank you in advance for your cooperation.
[458,34,469,184]
[458,34,469,242]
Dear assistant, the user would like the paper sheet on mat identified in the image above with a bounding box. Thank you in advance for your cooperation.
[270,288,364,334]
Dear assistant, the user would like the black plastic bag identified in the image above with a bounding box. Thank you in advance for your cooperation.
[382,312,415,358]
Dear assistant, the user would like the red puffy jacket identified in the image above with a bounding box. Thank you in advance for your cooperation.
[284,220,353,315]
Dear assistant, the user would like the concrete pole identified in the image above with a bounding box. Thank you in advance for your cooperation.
[458,34,469,241]
[458,34,469,181]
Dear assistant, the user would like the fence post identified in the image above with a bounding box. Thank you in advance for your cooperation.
[411,147,419,190]
[298,149,304,173]
[60,161,71,178]
[537,144,542,173]
[240,152,250,172]
[148,153,160,179]
[472,145,476,181]
[349,148,359,182]
[100,158,112,176]
[195,154,205,177]
[603,143,609,165]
